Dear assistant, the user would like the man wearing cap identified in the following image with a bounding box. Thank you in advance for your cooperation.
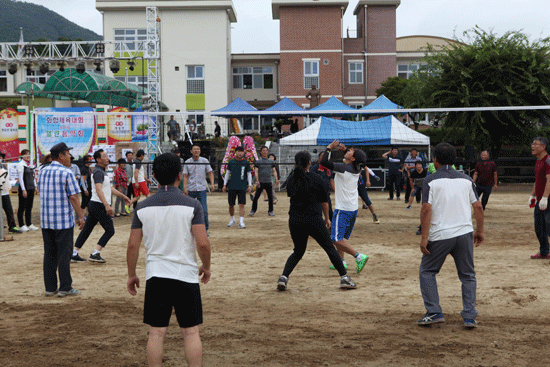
[320,140,369,274]
[72,149,131,263]
[129,149,152,207]
[38,142,85,297]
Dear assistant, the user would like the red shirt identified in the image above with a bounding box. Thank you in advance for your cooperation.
[114,167,128,190]
[535,154,550,201]
[474,160,497,186]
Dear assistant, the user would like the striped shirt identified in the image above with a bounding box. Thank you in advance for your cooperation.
[38,161,81,229]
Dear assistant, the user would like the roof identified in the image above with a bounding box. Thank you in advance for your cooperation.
[353,0,400,15]
[361,95,402,110]
[397,35,461,52]
[212,97,258,115]
[309,96,355,113]
[16,69,148,108]
[264,97,305,113]
[272,0,348,20]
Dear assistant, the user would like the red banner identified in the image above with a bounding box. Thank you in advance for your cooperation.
[0,108,21,161]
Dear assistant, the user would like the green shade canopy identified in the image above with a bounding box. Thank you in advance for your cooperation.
[15,69,149,108]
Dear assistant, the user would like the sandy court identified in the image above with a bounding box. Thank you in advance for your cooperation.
[1,184,549,366]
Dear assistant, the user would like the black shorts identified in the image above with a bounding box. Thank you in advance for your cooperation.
[227,189,246,206]
[143,277,203,328]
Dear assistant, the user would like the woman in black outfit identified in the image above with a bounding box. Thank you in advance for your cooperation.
[277,151,357,291]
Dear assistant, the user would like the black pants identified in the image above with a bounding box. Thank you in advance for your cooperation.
[80,188,91,210]
[387,171,401,199]
[42,227,74,292]
[252,182,273,212]
[127,183,138,209]
[2,194,16,229]
[75,201,115,249]
[17,188,34,227]
[404,175,412,202]
[283,215,347,277]
[475,184,493,210]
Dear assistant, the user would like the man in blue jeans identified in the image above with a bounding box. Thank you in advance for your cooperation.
[183,144,215,232]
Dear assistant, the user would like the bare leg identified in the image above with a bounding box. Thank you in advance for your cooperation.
[229,205,235,217]
[181,325,203,367]
[239,204,245,217]
[368,205,376,215]
[147,326,168,367]
[408,195,414,207]
[334,239,357,256]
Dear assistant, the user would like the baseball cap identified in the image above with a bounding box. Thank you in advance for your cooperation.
[50,142,73,156]
[353,149,367,166]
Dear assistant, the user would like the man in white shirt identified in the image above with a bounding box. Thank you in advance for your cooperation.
[129,149,152,207]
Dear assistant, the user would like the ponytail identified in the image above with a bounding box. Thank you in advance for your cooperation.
[287,151,312,197]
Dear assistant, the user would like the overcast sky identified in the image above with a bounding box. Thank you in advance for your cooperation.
[22,0,550,53]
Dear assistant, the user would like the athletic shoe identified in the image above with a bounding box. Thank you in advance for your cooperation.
[464,319,478,328]
[406,205,412,210]
[340,275,357,289]
[530,252,550,259]
[329,261,348,270]
[71,254,87,263]
[248,210,255,217]
[268,211,275,216]
[8,227,22,234]
[114,214,120,217]
[416,226,422,235]
[28,224,39,231]
[89,253,106,263]
[45,290,57,296]
[417,312,445,325]
[372,214,380,224]
[387,198,393,201]
[277,275,288,291]
[356,254,369,274]
[396,197,401,201]
[238,222,246,229]
[19,225,29,232]
[57,288,81,297]
[124,205,130,214]
[228,218,236,227]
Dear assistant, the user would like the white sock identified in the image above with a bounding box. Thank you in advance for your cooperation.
[341,258,347,264]
[231,216,235,221]
[355,253,362,261]
[92,249,101,256]
[240,217,245,224]
[73,249,78,256]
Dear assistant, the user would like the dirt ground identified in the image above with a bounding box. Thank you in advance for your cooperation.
[1,184,550,367]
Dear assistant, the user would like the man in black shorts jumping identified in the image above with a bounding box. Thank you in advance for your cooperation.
[127,153,211,367]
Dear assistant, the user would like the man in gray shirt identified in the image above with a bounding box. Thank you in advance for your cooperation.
[166,115,180,142]
[250,146,278,217]
[183,144,215,231]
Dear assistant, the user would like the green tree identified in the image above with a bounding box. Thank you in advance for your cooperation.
[407,28,550,156]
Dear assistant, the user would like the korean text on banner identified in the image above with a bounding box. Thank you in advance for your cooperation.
[35,107,95,159]
[108,107,132,144]
[0,108,19,161]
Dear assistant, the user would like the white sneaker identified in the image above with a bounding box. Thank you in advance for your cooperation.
[238,222,246,229]
[28,224,39,231]
[19,225,29,232]
[228,218,236,227]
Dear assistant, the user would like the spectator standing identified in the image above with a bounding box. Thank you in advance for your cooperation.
[417,143,484,328]
[79,155,93,217]
[407,161,427,210]
[17,149,39,232]
[472,150,498,210]
[382,147,403,200]
[183,144,215,232]
[127,153,211,367]
[250,146,278,217]
[263,153,280,204]
[72,149,131,263]
[0,153,21,233]
[129,149,152,207]
[403,148,423,203]
[39,142,85,297]
[222,146,252,229]
[114,158,129,217]
[529,137,550,259]
[214,121,221,137]
[166,115,180,143]
[124,151,136,212]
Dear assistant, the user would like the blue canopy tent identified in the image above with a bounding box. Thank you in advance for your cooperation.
[212,97,258,134]
[264,97,306,114]
[360,94,403,111]
[279,115,430,146]
[308,96,356,113]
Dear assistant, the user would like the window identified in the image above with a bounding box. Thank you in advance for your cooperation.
[303,60,319,89]
[349,103,364,109]
[114,29,146,51]
[0,70,7,92]
[349,62,363,84]
[187,65,205,94]
[114,76,148,88]
[26,69,56,84]
[397,63,427,79]
[232,67,273,90]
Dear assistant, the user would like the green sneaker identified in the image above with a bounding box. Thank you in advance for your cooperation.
[356,254,369,274]
[124,205,130,214]
[329,261,348,270]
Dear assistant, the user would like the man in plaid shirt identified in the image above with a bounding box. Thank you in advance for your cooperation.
[39,142,85,297]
